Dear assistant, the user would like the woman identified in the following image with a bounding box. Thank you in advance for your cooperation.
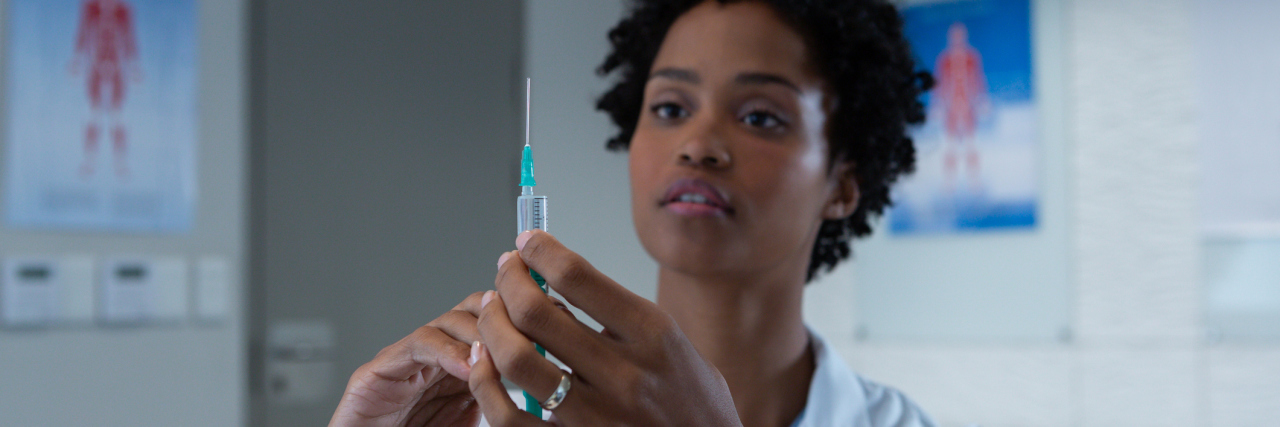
[330,0,934,425]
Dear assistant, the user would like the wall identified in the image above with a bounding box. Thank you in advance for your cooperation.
[248,1,524,426]
[526,0,1280,427]
[524,0,657,308]
[824,0,1280,426]
[851,0,1073,344]
[0,0,250,426]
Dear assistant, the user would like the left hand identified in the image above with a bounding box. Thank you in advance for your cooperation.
[467,230,741,426]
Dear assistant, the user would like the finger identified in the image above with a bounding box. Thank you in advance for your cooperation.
[454,290,486,317]
[477,291,568,404]
[413,393,479,427]
[514,230,656,337]
[367,324,473,382]
[428,308,480,345]
[468,341,549,426]
[495,253,619,372]
[548,297,573,316]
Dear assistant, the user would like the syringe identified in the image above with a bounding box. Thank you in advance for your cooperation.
[515,77,549,419]
[517,76,547,240]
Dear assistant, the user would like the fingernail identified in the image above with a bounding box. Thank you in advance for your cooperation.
[497,251,512,269]
[481,290,494,308]
[516,231,533,250]
[468,341,481,366]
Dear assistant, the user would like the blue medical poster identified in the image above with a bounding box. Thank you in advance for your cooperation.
[890,0,1038,235]
[5,0,197,232]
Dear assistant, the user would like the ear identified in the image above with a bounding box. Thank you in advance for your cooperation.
[822,162,860,220]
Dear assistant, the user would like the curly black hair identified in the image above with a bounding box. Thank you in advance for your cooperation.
[596,0,932,282]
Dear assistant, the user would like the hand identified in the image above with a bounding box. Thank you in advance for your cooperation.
[329,292,486,427]
[467,230,741,426]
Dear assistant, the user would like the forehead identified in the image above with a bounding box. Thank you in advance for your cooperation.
[653,1,821,86]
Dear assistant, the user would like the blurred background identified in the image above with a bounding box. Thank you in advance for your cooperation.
[0,0,1276,426]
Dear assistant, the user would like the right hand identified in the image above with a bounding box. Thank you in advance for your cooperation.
[466,232,741,427]
[329,292,486,427]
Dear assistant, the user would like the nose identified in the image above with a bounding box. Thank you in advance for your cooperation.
[677,125,732,169]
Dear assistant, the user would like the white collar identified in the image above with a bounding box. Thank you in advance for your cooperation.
[791,328,936,427]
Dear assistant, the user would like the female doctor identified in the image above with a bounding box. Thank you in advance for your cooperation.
[330,0,935,425]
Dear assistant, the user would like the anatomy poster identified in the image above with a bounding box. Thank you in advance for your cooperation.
[890,0,1038,235]
[5,0,197,232]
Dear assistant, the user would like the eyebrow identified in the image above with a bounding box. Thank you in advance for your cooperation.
[649,68,700,84]
[648,68,801,93]
[734,72,801,93]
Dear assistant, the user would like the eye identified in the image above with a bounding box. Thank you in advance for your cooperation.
[741,110,785,130]
[651,102,689,120]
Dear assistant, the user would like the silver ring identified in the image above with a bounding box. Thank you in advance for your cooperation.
[540,370,572,411]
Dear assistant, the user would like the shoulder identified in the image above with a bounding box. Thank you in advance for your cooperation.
[801,329,937,427]
[854,374,937,427]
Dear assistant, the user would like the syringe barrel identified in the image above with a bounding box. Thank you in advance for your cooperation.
[517,195,548,234]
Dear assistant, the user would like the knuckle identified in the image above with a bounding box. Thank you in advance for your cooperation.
[467,371,485,394]
[654,313,680,335]
[416,328,453,355]
[476,310,504,339]
[476,309,496,334]
[495,346,541,379]
[406,324,440,345]
[345,365,381,395]
[613,365,649,407]
[656,321,686,350]
[634,314,674,343]
[428,309,466,328]
[349,362,373,383]
[447,308,475,322]
[511,298,554,333]
[372,342,396,360]
[555,256,592,289]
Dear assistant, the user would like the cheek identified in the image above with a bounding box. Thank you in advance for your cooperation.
[628,132,666,211]
[742,142,829,218]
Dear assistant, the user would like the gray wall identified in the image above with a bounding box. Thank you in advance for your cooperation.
[524,0,658,311]
[0,0,250,425]
[249,1,523,425]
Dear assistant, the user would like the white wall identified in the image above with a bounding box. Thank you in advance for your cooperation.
[527,1,1280,427]
[0,1,250,425]
[819,1,1280,426]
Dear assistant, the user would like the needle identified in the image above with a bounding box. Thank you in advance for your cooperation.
[525,77,531,148]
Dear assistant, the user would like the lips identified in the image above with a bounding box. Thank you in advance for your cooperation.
[659,178,733,216]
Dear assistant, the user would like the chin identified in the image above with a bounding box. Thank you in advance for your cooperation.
[637,218,748,279]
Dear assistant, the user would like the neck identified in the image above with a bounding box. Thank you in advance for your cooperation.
[657,265,813,427]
